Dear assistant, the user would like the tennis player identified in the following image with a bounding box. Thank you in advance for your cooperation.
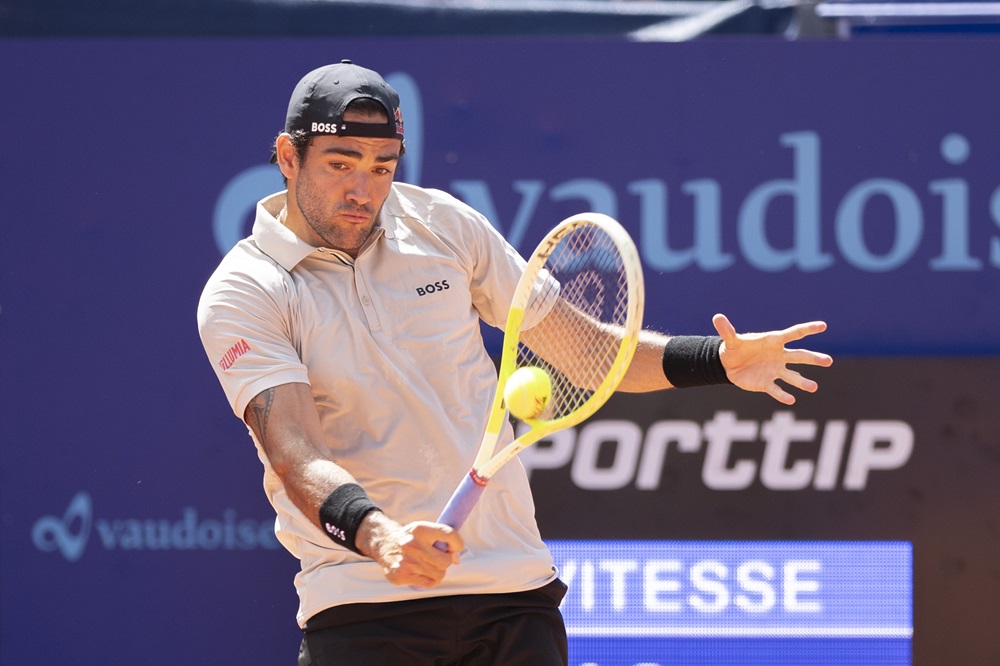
[197,60,833,665]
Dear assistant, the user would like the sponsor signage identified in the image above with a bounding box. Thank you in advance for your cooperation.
[524,359,998,536]
[31,492,280,563]
[522,410,913,492]
[4,40,997,358]
[527,358,999,666]
[548,540,912,665]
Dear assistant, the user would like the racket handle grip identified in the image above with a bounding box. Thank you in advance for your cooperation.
[431,470,488,551]
[410,472,489,588]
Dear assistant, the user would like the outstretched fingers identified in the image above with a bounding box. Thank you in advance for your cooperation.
[767,367,820,405]
[780,367,819,394]
[786,347,834,369]
[780,320,828,344]
[766,382,796,406]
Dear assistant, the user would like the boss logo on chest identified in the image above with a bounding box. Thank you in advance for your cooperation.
[415,279,450,297]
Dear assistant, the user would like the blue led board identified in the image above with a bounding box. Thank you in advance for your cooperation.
[546,541,912,665]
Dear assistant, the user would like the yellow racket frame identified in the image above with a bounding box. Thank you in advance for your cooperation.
[473,213,645,480]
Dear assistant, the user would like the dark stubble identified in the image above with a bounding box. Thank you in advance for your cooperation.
[292,160,380,254]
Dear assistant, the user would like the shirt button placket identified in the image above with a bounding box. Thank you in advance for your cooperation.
[355,263,382,333]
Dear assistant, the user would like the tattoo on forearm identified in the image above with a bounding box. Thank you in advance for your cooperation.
[245,388,276,443]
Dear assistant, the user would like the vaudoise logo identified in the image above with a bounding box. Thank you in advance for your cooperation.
[32,491,279,562]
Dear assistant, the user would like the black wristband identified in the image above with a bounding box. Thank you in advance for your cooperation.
[318,483,382,555]
[662,336,733,388]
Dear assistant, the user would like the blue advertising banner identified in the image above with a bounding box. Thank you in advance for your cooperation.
[549,541,912,665]
[0,37,997,665]
[2,39,997,357]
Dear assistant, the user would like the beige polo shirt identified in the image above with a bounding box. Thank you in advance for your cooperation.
[197,183,556,626]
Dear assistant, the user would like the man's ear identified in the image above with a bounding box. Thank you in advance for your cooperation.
[274,133,300,181]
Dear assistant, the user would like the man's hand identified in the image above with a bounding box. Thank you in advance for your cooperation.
[714,313,833,405]
[356,512,464,588]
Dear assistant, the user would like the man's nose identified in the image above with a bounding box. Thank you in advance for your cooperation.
[344,172,372,205]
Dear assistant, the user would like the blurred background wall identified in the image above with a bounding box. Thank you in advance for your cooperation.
[2,2,998,664]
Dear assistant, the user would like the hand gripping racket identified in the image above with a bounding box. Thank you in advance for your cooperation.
[435,212,645,543]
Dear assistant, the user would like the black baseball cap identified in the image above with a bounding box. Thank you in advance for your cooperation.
[283,60,404,141]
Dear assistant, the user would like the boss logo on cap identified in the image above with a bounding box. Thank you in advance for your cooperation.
[394,108,404,136]
[311,122,340,134]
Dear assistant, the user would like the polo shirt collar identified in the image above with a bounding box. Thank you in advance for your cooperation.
[252,192,318,271]
[380,185,417,222]
[253,188,411,271]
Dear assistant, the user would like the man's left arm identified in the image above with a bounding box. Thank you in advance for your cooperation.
[620,313,832,405]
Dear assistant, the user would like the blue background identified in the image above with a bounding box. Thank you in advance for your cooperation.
[1,37,998,665]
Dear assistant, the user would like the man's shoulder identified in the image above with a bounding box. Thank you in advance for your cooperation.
[219,237,286,275]
[200,239,291,304]
[389,182,482,221]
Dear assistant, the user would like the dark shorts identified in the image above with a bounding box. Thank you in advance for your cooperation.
[297,579,569,666]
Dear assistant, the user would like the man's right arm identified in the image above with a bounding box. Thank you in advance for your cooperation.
[244,382,463,588]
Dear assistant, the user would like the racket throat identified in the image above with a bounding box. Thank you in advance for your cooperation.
[468,469,490,487]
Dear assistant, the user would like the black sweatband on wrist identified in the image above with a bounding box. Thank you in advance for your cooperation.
[318,483,382,555]
[662,335,733,388]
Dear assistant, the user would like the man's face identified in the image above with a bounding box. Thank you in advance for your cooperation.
[284,110,402,256]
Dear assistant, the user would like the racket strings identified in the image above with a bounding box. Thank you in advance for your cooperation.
[517,224,630,421]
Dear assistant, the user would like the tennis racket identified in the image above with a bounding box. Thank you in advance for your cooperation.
[435,212,645,542]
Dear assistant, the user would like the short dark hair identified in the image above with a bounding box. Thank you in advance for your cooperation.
[269,98,404,184]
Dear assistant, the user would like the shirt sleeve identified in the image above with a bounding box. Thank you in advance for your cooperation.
[447,203,533,331]
[463,210,560,331]
[197,252,310,421]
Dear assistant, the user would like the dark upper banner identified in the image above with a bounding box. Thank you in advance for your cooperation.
[524,357,1000,665]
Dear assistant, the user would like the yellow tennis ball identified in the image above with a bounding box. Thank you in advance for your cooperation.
[504,367,552,420]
